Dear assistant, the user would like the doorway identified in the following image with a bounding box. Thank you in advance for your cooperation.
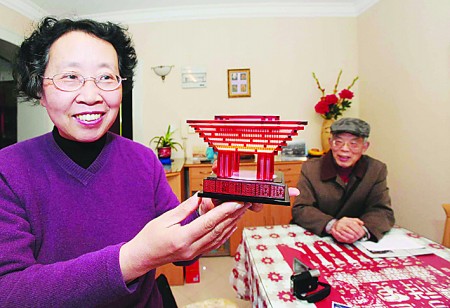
[0,80,16,148]
[109,85,133,139]
[0,39,18,149]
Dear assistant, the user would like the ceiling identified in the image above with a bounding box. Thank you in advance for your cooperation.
[2,0,378,23]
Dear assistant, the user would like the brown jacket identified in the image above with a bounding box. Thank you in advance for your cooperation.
[292,152,395,241]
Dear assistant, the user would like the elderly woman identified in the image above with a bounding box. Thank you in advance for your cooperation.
[0,17,284,307]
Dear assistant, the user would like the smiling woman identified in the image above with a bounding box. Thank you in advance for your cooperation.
[39,31,123,142]
[0,16,269,308]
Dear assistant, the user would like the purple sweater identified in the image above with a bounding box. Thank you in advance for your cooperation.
[0,132,196,307]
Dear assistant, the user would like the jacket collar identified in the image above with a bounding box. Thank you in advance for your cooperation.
[320,151,368,181]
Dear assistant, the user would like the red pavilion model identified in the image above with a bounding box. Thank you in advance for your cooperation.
[187,115,307,205]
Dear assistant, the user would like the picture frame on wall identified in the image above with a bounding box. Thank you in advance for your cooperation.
[227,68,251,98]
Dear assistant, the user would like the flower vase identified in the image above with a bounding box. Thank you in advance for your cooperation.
[321,119,334,153]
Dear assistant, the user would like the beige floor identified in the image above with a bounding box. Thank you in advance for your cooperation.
[171,256,251,308]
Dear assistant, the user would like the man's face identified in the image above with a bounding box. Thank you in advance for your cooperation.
[40,31,122,142]
[329,132,369,168]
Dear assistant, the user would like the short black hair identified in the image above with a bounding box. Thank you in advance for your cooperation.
[13,17,137,101]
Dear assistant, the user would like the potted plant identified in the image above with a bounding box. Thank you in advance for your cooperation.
[149,125,183,161]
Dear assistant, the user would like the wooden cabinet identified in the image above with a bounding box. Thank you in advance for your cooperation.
[185,159,303,256]
[155,159,185,286]
[163,159,185,201]
[165,172,183,201]
[266,161,302,225]
[229,161,302,255]
[185,164,214,197]
[155,263,184,286]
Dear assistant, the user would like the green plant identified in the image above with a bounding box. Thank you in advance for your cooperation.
[149,125,183,151]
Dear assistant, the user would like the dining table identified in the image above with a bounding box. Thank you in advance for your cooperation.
[229,224,450,307]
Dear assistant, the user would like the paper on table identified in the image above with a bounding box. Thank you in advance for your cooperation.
[355,232,432,258]
[360,234,425,252]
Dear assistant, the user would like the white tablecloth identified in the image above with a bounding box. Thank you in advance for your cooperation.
[230,225,450,307]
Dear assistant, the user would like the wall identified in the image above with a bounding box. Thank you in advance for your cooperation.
[129,17,359,157]
[358,0,450,242]
[0,4,52,141]
[0,3,32,42]
[6,1,447,243]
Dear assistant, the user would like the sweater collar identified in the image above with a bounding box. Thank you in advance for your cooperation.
[46,132,114,186]
[320,151,368,181]
[52,126,107,169]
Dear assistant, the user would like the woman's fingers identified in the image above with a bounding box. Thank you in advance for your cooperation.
[191,203,245,253]
[185,202,250,253]
[159,193,201,227]
[288,187,300,197]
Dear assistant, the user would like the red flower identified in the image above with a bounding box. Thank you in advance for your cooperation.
[234,252,241,261]
[278,290,296,302]
[256,244,267,251]
[324,94,338,105]
[312,70,359,120]
[262,257,274,264]
[314,99,330,114]
[339,89,354,100]
[268,272,283,282]
[429,243,444,249]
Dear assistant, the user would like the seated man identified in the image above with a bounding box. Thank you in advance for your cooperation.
[292,118,395,243]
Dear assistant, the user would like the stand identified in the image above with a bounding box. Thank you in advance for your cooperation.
[187,115,307,205]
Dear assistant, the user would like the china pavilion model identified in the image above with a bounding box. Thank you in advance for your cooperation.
[187,115,307,205]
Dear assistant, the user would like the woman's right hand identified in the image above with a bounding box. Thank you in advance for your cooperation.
[119,194,249,282]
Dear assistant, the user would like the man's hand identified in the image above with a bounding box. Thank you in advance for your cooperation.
[330,217,366,244]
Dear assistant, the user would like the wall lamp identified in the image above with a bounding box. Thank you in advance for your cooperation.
[151,65,174,81]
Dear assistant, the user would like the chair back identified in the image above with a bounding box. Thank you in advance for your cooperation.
[442,204,450,248]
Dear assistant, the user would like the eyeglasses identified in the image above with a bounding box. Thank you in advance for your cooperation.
[331,138,365,151]
[42,72,126,91]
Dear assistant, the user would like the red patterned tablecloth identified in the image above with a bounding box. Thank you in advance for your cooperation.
[229,225,450,307]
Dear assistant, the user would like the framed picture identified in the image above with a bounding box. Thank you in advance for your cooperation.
[227,68,251,98]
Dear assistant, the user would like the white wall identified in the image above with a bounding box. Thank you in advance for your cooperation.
[358,0,450,242]
[4,1,449,243]
[129,17,359,157]
[0,4,52,141]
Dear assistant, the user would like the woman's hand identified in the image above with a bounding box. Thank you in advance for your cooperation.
[119,194,249,282]
[119,185,300,282]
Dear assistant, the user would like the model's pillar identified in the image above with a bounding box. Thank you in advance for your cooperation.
[217,151,238,178]
[232,151,240,175]
[256,153,275,181]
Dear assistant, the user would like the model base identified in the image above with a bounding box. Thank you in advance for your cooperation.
[198,172,291,206]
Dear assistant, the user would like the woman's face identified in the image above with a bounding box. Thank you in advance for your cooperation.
[40,31,122,142]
